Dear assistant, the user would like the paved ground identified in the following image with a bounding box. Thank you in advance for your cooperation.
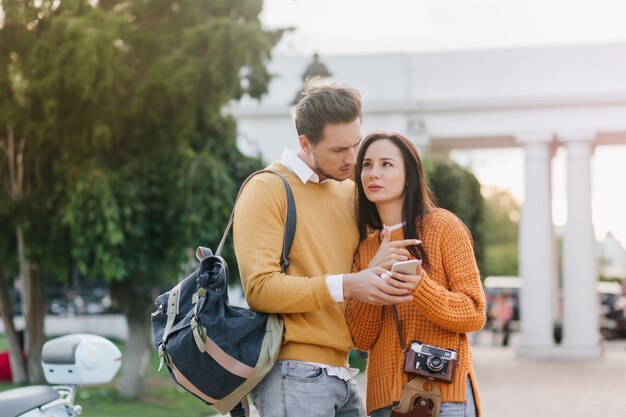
[472,333,626,417]
[248,331,626,416]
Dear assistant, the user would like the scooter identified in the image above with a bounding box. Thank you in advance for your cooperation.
[0,334,122,417]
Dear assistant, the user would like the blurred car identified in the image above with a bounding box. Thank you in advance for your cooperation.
[599,281,626,339]
[48,287,114,316]
[483,276,521,325]
[484,276,626,340]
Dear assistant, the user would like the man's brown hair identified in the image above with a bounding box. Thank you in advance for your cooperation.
[294,83,362,145]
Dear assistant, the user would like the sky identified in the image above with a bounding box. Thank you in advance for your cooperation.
[260,0,626,248]
[262,0,626,55]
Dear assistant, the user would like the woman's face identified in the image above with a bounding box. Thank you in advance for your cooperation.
[360,139,406,207]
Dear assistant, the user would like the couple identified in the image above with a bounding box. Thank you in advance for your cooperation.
[233,84,486,417]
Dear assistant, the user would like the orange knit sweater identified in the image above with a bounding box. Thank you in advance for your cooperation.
[345,208,486,416]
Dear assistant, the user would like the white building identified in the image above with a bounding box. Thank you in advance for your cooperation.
[228,43,626,358]
[599,232,626,279]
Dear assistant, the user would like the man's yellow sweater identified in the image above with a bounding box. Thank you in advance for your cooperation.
[346,208,486,416]
[233,163,359,366]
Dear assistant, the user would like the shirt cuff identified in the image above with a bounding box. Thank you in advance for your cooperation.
[326,274,344,302]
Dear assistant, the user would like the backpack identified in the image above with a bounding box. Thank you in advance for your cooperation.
[151,170,296,417]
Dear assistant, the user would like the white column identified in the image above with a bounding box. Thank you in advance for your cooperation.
[516,132,557,358]
[559,131,602,358]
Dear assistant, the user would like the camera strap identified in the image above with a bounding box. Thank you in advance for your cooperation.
[391,305,462,354]
[391,305,443,417]
[392,305,408,352]
[391,377,442,417]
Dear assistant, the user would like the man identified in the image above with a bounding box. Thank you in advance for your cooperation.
[233,84,415,417]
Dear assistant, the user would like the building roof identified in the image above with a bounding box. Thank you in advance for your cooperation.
[233,43,626,113]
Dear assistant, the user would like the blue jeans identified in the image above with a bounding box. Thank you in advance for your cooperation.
[370,377,477,417]
[251,360,366,417]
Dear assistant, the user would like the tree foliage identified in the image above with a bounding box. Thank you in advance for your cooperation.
[481,188,520,277]
[1,0,278,393]
[52,1,276,283]
[423,158,520,278]
[423,157,486,274]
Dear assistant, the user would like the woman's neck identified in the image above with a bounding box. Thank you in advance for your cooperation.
[376,201,403,228]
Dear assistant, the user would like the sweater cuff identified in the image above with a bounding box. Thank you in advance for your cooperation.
[349,300,383,321]
[313,275,340,308]
[412,271,439,311]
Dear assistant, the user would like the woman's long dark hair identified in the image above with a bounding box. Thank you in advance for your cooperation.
[355,132,436,267]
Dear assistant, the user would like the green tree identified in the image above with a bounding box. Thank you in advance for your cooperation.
[423,157,486,274]
[481,187,520,276]
[1,0,279,394]
[2,0,127,384]
[0,0,60,383]
[0,193,25,384]
[45,0,277,397]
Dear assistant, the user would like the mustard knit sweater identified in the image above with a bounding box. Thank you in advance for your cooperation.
[345,208,486,416]
[233,163,360,366]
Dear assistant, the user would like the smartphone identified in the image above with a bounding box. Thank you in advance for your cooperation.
[391,259,421,275]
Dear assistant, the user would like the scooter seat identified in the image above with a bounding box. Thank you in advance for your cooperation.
[0,385,60,417]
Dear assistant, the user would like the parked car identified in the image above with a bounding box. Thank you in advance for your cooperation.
[598,281,626,339]
[482,276,626,341]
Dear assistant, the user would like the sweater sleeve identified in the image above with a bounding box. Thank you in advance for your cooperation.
[412,214,486,333]
[345,246,384,350]
[233,176,336,313]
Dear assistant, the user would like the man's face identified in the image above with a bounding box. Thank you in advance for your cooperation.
[300,118,362,181]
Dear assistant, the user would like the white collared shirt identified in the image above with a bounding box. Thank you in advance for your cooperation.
[280,148,333,184]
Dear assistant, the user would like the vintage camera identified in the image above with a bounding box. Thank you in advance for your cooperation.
[403,341,458,383]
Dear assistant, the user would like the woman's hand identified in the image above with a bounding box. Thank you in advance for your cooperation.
[343,267,414,305]
[368,225,420,270]
[384,259,423,295]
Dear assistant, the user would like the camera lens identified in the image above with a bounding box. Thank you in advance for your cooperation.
[426,355,444,372]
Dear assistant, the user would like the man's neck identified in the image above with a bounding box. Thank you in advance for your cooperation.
[297,150,327,181]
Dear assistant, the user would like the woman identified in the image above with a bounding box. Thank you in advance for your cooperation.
[490,291,514,347]
[345,132,486,417]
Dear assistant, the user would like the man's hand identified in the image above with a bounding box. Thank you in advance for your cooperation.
[367,225,420,270]
[343,267,414,305]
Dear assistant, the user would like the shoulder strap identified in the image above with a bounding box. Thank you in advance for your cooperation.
[216,169,296,273]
